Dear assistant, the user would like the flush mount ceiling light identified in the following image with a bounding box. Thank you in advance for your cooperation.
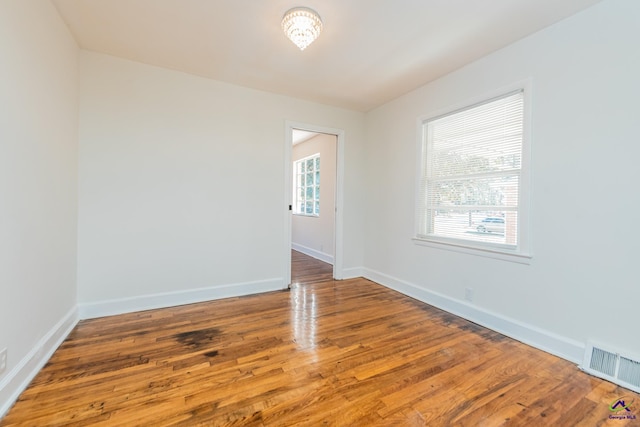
[281,7,323,51]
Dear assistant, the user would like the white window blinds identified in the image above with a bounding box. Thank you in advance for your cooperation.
[417,90,524,249]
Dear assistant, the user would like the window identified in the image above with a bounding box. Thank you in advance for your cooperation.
[416,90,529,258]
[294,153,320,216]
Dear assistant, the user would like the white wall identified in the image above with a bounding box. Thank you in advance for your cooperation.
[77,52,365,316]
[292,134,337,264]
[0,0,79,415]
[364,0,640,362]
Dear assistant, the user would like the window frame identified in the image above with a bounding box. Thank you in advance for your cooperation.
[293,153,321,217]
[413,82,532,264]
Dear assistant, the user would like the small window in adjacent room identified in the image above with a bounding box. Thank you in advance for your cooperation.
[294,153,320,216]
[415,89,530,261]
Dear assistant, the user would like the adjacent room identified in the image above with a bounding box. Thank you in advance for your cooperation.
[1,0,639,424]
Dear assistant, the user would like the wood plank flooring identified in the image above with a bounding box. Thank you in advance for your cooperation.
[1,252,638,426]
[291,249,333,285]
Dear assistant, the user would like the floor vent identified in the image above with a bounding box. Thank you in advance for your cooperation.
[581,341,640,393]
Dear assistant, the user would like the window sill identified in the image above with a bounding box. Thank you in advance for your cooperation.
[293,213,320,218]
[412,237,531,264]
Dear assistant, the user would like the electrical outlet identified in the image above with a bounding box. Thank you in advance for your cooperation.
[0,348,7,374]
[464,288,474,302]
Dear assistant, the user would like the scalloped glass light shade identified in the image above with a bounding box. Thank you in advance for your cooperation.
[281,7,323,51]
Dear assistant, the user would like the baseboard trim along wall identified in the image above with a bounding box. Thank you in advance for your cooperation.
[291,243,334,265]
[341,267,364,280]
[362,268,584,365]
[0,307,79,419]
[78,277,285,320]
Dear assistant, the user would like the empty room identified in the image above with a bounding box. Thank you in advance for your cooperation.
[1,0,639,425]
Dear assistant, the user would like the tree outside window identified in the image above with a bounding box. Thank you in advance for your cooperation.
[294,154,320,216]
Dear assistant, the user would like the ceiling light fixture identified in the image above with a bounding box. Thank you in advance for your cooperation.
[281,7,323,51]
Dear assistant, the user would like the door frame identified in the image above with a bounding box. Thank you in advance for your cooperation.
[284,120,345,286]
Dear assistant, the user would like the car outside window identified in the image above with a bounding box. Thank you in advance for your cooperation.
[415,88,531,260]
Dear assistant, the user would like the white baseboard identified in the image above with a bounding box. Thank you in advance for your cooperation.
[78,277,285,320]
[0,306,78,419]
[362,268,584,364]
[291,243,334,265]
[341,267,364,280]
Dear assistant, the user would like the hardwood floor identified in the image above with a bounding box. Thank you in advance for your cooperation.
[2,254,638,426]
[291,249,333,286]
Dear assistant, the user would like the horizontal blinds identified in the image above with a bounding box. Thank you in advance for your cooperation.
[418,91,524,247]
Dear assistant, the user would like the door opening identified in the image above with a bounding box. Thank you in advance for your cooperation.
[284,121,344,287]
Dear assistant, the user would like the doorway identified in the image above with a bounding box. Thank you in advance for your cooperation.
[283,121,344,287]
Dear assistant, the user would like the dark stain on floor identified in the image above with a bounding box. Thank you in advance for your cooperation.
[173,327,222,349]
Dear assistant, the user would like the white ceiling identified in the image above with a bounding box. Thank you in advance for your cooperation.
[52,0,602,112]
[292,130,319,146]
